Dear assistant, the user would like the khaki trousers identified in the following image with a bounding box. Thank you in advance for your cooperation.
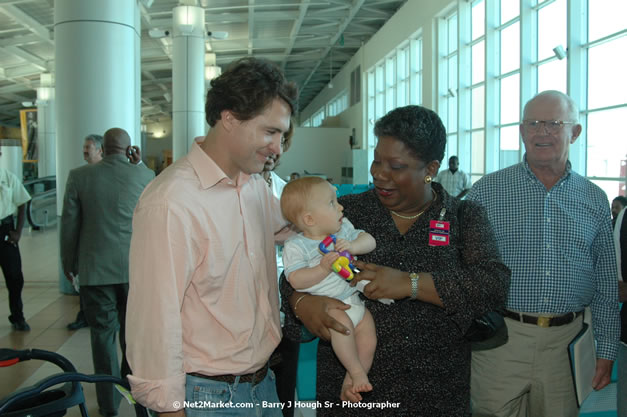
[471,313,583,417]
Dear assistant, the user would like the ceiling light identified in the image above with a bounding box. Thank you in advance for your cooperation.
[205,66,222,80]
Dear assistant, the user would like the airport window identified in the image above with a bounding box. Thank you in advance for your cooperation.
[536,0,567,93]
[436,0,626,199]
[311,108,325,127]
[327,90,348,117]
[584,0,627,199]
[366,33,422,177]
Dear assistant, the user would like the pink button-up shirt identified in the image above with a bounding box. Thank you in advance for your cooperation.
[126,143,288,412]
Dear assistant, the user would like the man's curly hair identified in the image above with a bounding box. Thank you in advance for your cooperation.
[205,57,298,127]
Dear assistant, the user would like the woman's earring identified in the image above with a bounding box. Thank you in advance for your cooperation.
[424,175,432,184]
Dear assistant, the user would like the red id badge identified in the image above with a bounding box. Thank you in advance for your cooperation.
[429,219,450,246]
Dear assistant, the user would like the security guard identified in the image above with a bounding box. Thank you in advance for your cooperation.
[0,145,31,331]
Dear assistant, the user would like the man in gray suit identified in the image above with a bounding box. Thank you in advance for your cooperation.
[60,127,154,417]
[67,133,105,331]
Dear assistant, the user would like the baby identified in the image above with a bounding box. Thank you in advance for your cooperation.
[280,176,377,399]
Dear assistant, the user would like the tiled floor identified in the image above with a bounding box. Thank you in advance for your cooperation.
[0,225,619,417]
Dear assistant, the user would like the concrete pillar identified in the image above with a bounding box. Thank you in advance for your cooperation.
[172,5,206,161]
[37,73,56,178]
[54,0,140,293]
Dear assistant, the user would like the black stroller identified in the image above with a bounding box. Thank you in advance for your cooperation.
[0,348,148,416]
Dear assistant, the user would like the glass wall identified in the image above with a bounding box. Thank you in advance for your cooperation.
[435,0,626,201]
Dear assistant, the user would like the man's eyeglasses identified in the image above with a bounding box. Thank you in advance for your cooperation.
[522,120,576,134]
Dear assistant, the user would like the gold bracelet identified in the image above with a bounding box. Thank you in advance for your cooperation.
[293,294,309,319]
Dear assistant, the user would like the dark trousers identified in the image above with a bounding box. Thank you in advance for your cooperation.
[0,219,25,323]
[75,294,86,322]
[270,336,300,417]
[81,283,130,415]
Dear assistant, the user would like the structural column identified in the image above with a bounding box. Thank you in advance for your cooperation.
[37,73,55,178]
[172,5,206,161]
[54,0,140,292]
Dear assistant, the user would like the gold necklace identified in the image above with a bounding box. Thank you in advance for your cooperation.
[390,190,437,220]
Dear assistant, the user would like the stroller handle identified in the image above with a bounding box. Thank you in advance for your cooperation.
[0,372,148,416]
[0,348,78,372]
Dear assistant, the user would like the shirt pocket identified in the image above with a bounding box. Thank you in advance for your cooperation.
[188,377,234,411]
[0,183,12,215]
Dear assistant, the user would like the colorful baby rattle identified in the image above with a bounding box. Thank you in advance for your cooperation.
[318,234,357,281]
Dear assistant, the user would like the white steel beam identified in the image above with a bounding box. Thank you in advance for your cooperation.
[0,4,51,43]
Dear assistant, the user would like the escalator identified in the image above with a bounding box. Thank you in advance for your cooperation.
[23,176,56,229]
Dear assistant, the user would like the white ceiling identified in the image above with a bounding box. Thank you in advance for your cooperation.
[0,0,406,126]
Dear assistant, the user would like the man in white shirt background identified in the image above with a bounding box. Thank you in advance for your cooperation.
[435,155,471,199]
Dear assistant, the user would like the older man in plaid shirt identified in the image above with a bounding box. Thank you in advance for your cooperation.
[467,90,619,417]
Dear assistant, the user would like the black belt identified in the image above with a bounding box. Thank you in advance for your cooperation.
[0,215,13,226]
[188,363,268,386]
[503,309,583,328]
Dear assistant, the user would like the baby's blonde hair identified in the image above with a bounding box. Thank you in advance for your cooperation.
[281,176,329,227]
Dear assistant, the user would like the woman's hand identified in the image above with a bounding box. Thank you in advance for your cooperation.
[352,260,411,300]
[294,294,351,341]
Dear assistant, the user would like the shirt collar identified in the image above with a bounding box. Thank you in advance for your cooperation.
[521,154,572,186]
[102,154,128,163]
[187,142,251,190]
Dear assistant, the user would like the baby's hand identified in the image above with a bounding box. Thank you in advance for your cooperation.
[335,238,352,253]
[320,252,340,272]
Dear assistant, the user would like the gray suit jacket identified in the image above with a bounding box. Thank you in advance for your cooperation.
[60,154,155,286]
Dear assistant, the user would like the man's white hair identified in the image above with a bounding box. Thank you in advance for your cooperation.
[523,90,579,122]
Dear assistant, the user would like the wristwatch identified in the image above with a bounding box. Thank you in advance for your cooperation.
[409,272,420,300]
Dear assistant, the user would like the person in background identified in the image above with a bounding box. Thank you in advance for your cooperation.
[612,196,627,226]
[263,120,301,417]
[468,90,619,417]
[0,143,31,332]
[60,128,154,417]
[289,172,300,181]
[435,155,471,199]
[83,133,103,164]
[614,203,627,417]
[66,133,104,331]
[126,57,297,417]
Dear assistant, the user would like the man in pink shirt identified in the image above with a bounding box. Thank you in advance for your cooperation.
[126,57,297,417]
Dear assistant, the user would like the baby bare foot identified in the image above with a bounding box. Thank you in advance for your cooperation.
[341,373,362,403]
[341,381,362,403]
[349,372,372,394]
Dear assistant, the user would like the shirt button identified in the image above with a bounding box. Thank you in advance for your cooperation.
[547,218,550,223]
[546,271,550,276]
[546,244,550,249]
[544,297,549,303]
